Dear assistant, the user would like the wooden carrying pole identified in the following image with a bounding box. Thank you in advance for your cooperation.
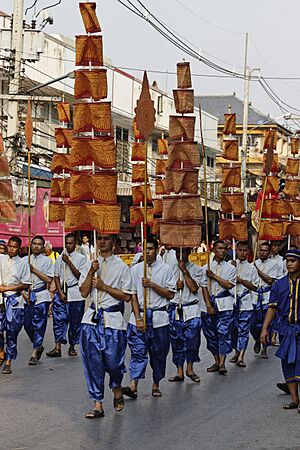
[143,140,148,328]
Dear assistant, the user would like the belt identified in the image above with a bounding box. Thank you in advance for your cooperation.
[62,282,79,300]
[276,322,300,364]
[236,289,250,311]
[30,283,47,303]
[90,303,121,350]
[255,286,271,320]
[139,305,167,339]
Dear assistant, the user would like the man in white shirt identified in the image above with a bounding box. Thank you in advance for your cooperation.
[0,236,31,374]
[250,241,278,358]
[122,238,176,399]
[46,233,86,358]
[77,234,94,261]
[161,246,177,267]
[23,235,54,365]
[202,240,236,375]
[168,247,210,383]
[229,241,259,367]
[79,234,133,419]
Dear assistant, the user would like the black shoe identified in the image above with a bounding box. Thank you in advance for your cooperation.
[277,382,290,395]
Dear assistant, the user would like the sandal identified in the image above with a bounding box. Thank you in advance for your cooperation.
[186,373,201,383]
[113,395,125,412]
[2,364,12,374]
[219,366,228,375]
[168,375,184,382]
[152,388,162,397]
[28,356,37,366]
[283,402,298,410]
[254,342,261,354]
[68,346,77,357]
[229,356,238,363]
[236,361,246,368]
[46,348,61,358]
[85,409,105,419]
[207,363,219,373]
[121,386,138,399]
[36,346,44,361]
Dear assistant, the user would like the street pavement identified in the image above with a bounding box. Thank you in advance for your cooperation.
[1,313,300,450]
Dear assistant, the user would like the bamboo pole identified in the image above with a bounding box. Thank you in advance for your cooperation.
[143,139,148,329]
[27,147,31,263]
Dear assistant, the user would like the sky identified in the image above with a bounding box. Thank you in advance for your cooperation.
[17,0,300,128]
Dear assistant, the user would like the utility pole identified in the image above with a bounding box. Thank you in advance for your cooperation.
[241,32,249,213]
[7,0,24,165]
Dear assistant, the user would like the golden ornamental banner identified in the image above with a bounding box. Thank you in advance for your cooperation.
[155,159,168,176]
[131,142,146,162]
[50,178,70,199]
[75,35,103,66]
[223,113,236,135]
[0,200,16,223]
[0,133,4,154]
[289,200,300,217]
[283,180,300,198]
[165,168,198,195]
[221,165,241,188]
[132,184,152,205]
[284,221,300,237]
[51,153,72,173]
[70,172,117,203]
[168,141,200,168]
[263,153,278,173]
[64,203,121,234]
[70,137,116,168]
[262,176,279,194]
[263,129,277,150]
[286,158,300,177]
[221,193,244,215]
[0,156,10,177]
[169,116,195,141]
[173,89,194,114]
[155,179,167,196]
[157,139,168,155]
[160,221,201,247]
[222,140,239,161]
[291,138,300,155]
[55,128,73,148]
[262,198,292,218]
[162,195,202,222]
[177,62,192,89]
[79,2,101,33]
[0,180,14,201]
[132,164,146,183]
[73,102,112,133]
[259,220,284,240]
[74,69,107,101]
[219,219,248,241]
[130,207,154,226]
[49,202,66,222]
[153,199,163,215]
[56,103,71,123]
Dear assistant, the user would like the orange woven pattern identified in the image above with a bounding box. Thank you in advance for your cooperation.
[160,222,201,247]
[177,62,192,89]
[163,195,202,221]
[284,180,300,198]
[291,138,300,155]
[70,137,116,168]
[221,193,244,215]
[169,116,195,141]
[155,159,168,175]
[49,202,66,222]
[131,142,146,162]
[65,203,120,233]
[223,114,236,135]
[168,141,200,168]
[263,153,279,173]
[286,158,300,176]
[153,199,163,215]
[262,176,279,194]
[132,120,143,140]
[132,184,152,205]
[284,221,300,236]
[57,103,71,123]
[0,180,13,201]
[73,102,112,133]
[50,178,70,198]
[132,164,146,183]
[259,221,284,240]
[55,128,73,148]
[219,219,248,241]
[222,140,238,161]
[130,207,154,226]
[51,153,72,173]
[70,172,117,203]
[165,169,198,194]
[290,200,300,217]
[79,2,101,33]
[152,219,161,235]
[25,99,32,150]
[74,69,107,101]
[155,179,167,196]
[0,157,9,177]
[158,139,168,155]
[0,200,16,223]
[173,89,194,114]
[0,133,4,154]
[262,199,292,218]
[221,165,241,188]
[263,130,277,149]
[76,35,103,66]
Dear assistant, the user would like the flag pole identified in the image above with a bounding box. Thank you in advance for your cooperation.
[143,139,148,329]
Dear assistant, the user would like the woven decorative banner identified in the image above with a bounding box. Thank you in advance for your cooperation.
[0,200,16,223]
[131,142,146,162]
[75,35,103,66]
[0,180,14,201]
[74,69,107,100]
[73,102,112,133]
[155,159,168,175]
[221,193,244,215]
[286,158,300,177]
[0,156,10,177]
[134,71,156,141]
[222,140,238,161]
[0,133,4,154]
[132,184,152,205]
[162,195,202,222]
[25,98,32,150]
[56,103,71,123]
[49,202,66,222]
[64,203,121,233]
[262,198,292,218]
[177,62,192,89]
[284,221,300,236]
[50,178,70,199]
[289,200,300,217]
[132,119,144,140]
[262,176,279,194]
[160,221,201,247]
[51,153,72,173]
[263,153,279,173]
[158,139,168,155]
[283,180,300,198]
[130,207,154,226]
[169,116,195,141]
[221,165,241,188]
[153,199,163,215]
[259,220,284,240]
[168,141,200,168]
[219,219,248,241]
[223,114,236,135]
[291,138,300,155]
[55,128,73,148]
[69,171,117,203]
[155,179,167,196]
[263,129,277,150]
[70,137,116,168]
[152,218,161,235]
[173,89,194,114]
[165,168,198,194]
[79,2,101,33]
[132,164,146,183]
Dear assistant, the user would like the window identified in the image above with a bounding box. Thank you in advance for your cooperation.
[207,156,215,168]
[157,96,163,114]
[115,126,130,177]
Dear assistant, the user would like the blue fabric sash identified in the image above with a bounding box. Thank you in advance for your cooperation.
[255,285,271,321]
[276,322,300,364]
[211,290,232,312]
[139,306,167,339]
[236,289,250,311]
[90,303,121,351]
[29,283,47,303]
[62,281,79,300]
[3,292,21,322]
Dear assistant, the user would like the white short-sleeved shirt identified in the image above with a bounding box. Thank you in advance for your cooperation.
[253,258,278,305]
[0,254,31,309]
[170,262,205,321]
[130,257,177,328]
[30,253,54,305]
[202,259,236,311]
[79,254,133,331]
[161,249,177,267]
[271,254,288,279]
[54,251,86,302]
[235,259,259,311]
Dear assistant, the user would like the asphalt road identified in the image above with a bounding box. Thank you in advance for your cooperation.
[1,313,300,450]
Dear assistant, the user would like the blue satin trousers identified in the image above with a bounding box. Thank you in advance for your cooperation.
[127,323,170,384]
[0,308,24,360]
[80,324,127,402]
[231,310,252,352]
[52,294,85,345]
[24,301,50,349]
[201,310,233,356]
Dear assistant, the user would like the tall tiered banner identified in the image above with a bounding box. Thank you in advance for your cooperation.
[0,133,16,223]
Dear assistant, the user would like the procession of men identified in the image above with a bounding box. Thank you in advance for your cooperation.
[0,232,299,420]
